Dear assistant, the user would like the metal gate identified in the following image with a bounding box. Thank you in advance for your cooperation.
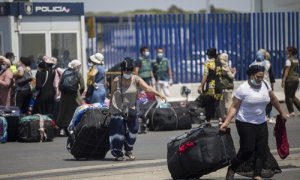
[86,12,300,83]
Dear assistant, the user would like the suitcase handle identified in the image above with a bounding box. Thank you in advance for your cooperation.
[170,122,211,142]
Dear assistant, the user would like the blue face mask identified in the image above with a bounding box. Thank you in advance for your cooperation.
[250,79,262,86]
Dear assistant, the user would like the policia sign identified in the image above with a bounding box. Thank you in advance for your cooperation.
[0,2,84,16]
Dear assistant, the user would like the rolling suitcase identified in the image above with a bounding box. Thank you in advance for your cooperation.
[67,108,111,160]
[0,106,21,142]
[167,123,236,179]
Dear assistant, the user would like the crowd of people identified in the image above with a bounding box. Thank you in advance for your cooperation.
[0,45,299,167]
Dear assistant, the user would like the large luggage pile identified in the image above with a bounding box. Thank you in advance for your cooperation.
[67,106,111,160]
[167,123,236,179]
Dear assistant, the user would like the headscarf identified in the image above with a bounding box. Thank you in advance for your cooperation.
[246,64,265,76]
[219,53,229,71]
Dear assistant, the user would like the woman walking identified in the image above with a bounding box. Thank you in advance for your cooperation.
[282,46,300,116]
[109,57,166,161]
[220,65,288,180]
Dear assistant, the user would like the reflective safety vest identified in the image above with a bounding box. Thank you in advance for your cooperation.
[153,58,169,81]
[138,58,152,78]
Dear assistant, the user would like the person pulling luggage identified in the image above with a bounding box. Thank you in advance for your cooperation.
[109,57,166,161]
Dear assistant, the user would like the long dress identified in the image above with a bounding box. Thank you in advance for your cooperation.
[56,71,85,129]
[33,68,55,115]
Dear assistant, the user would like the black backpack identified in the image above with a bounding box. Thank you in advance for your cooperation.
[59,69,79,93]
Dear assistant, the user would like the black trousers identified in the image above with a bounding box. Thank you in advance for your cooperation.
[204,95,221,121]
[231,120,268,177]
[16,89,32,114]
[284,81,300,113]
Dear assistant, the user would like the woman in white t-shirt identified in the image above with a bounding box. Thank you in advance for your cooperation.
[220,65,288,180]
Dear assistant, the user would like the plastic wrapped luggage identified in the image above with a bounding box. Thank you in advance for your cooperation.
[147,102,191,131]
[17,114,55,142]
[0,106,21,142]
[67,107,111,160]
[0,117,8,143]
[167,123,236,179]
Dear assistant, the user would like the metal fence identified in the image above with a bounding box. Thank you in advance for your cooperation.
[86,12,300,83]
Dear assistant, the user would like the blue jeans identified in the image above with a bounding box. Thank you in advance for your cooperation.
[109,113,139,157]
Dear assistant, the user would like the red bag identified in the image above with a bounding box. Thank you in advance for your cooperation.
[274,115,289,159]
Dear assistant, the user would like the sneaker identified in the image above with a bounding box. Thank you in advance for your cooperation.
[297,112,300,117]
[289,112,295,117]
[268,117,276,124]
[114,156,125,161]
[125,151,135,161]
[252,176,263,180]
[59,129,66,136]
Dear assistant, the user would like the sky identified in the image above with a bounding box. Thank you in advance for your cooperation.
[25,0,253,13]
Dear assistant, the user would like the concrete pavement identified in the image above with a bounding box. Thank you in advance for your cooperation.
[1,148,300,180]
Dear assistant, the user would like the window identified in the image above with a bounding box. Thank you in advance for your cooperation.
[19,33,46,69]
[51,33,77,68]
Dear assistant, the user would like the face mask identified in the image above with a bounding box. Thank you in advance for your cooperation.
[157,53,163,58]
[1,65,7,70]
[250,79,261,86]
[123,73,132,79]
[144,51,150,57]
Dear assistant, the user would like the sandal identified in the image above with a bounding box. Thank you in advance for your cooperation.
[125,151,135,161]
[114,156,125,161]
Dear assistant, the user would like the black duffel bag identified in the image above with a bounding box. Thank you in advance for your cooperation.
[147,102,191,131]
[67,108,111,160]
[167,123,236,179]
[18,114,55,142]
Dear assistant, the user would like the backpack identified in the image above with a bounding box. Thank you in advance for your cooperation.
[59,69,79,93]
[0,117,8,143]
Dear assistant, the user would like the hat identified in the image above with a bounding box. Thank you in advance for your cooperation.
[68,59,81,69]
[219,53,228,62]
[90,53,104,65]
[44,56,57,65]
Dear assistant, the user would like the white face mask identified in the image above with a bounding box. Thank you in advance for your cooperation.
[123,73,132,79]
[144,51,150,57]
[157,53,163,58]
